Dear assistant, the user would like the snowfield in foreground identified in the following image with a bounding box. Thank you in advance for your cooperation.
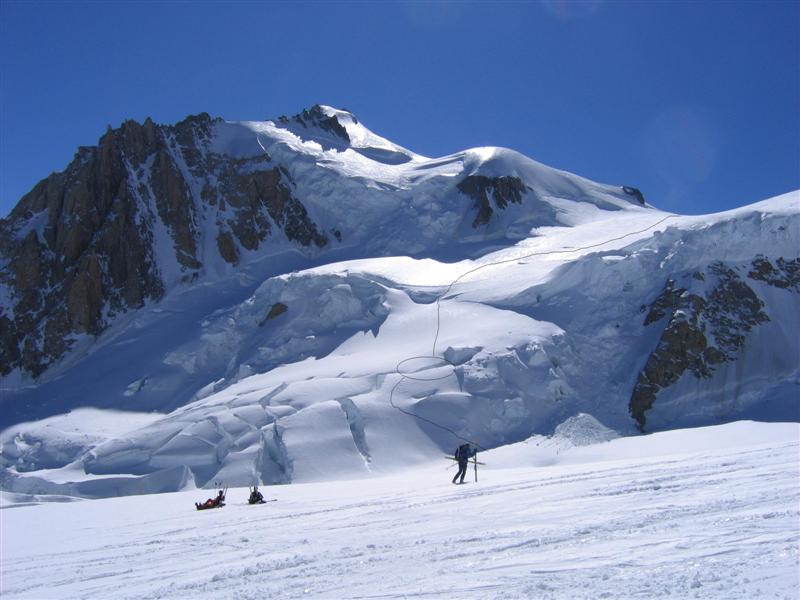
[2,421,798,600]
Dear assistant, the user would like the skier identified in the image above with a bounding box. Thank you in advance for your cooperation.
[195,489,225,510]
[452,443,476,484]
[248,486,265,505]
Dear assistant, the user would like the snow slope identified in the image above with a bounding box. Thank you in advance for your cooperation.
[1,106,797,498]
[0,104,653,416]
[2,421,798,600]
[2,193,798,497]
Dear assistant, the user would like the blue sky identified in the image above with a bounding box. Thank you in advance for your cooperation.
[1,0,797,217]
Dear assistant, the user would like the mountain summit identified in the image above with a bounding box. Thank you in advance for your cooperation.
[0,106,797,498]
[0,105,646,381]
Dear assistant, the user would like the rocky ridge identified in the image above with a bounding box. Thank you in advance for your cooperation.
[1,105,796,499]
[0,111,334,378]
[630,256,799,430]
[2,106,573,380]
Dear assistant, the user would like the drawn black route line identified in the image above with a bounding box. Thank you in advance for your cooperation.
[388,213,680,450]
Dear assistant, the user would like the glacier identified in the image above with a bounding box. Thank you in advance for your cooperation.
[0,105,797,499]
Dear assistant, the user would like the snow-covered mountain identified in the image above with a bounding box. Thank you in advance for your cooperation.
[0,105,797,498]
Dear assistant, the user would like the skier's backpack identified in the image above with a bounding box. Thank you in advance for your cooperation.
[456,443,470,460]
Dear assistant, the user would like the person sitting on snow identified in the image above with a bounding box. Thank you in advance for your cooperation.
[248,486,265,505]
[196,489,225,509]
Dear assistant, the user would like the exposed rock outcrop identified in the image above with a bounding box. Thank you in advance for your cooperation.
[630,261,778,430]
[0,113,327,378]
[0,120,165,376]
[748,256,800,291]
[457,175,528,227]
[275,104,352,146]
[622,186,646,206]
[262,302,288,324]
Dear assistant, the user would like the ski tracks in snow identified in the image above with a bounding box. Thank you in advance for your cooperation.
[2,435,797,599]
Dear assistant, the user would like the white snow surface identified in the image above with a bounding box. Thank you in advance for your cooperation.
[1,421,798,600]
[2,191,798,496]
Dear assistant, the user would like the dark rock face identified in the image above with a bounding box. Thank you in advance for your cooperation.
[262,302,288,325]
[622,186,646,206]
[218,167,327,253]
[216,231,239,265]
[275,104,351,147]
[0,120,165,377]
[748,256,800,290]
[0,113,327,378]
[629,261,781,430]
[457,175,528,227]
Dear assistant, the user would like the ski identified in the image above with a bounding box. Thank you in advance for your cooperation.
[444,455,485,465]
[195,502,226,511]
